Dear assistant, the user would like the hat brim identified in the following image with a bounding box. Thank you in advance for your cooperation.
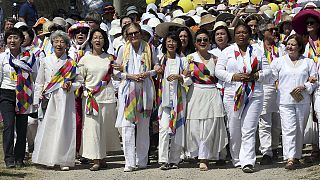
[155,22,186,38]
[292,9,320,35]
[216,13,235,22]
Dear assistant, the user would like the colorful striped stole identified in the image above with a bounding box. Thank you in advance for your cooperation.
[265,45,279,64]
[189,60,215,84]
[157,55,185,135]
[234,45,259,112]
[86,57,114,116]
[9,51,36,114]
[308,37,320,63]
[123,41,154,123]
[43,58,78,95]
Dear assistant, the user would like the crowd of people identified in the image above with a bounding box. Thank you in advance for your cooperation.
[1,0,320,174]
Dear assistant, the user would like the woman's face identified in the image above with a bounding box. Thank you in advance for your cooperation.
[235,25,250,47]
[75,28,89,45]
[127,26,141,45]
[195,33,210,52]
[247,20,257,35]
[215,28,228,48]
[179,30,189,49]
[282,22,292,35]
[7,34,22,51]
[165,37,177,55]
[52,36,67,56]
[306,17,320,34]
[286,38,300,57]
[22,31,32,47]
[91,31,105,51]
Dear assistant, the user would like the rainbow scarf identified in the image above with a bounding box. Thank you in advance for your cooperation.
[307,37,320,63]
[123,41,154,123]
[264,45,279,64]
[157,55,185,135]
[188,55,215,85]
[9,51,36,114]
[86,56,114,116]
[43,57,78,95]
[234,45,259,113]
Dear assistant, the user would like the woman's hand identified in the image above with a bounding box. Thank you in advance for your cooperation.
[232,73,250,82]
[127,74,140,81]
[292,85,306,94]
[154,64,163,74]
[167,74,183,82]
[139,72,150,79]
[183,70,191,77]
[112,64,124,72]
[308,76,317,83]
[62,81,72,91]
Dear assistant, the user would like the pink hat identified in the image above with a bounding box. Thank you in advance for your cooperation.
[292,9,320,35]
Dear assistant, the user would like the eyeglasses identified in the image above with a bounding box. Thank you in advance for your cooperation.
[74,28,89,34]
[196,38,209,43]
[127,31,140,37]
[306,21,316,25]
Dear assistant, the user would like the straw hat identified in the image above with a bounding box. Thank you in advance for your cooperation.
[39,21,54,36]
[52,17,67,27]
[216,13,235,23]
[14,22,27,29]
[172,9,185,19]
[199,14,216,27]
[292,9,320,35]
[304,2,317,10]
[278,14,293,33]
[155,18,187,38]
[213,21,227,31]
[33,17,47,28]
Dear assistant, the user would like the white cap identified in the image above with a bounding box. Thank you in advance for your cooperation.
[141,13,156,24]
[146,3,157,13]
[109,19,121,36]
[147,18,161,28]
[14,22,27,28]
[304,2,317,9]
[172,9,185,19]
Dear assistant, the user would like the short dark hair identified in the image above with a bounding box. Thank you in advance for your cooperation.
[162,32,182,54]
[21,27,35,46]
[286,34,305,55]
[4,28,24,45]
[213,26,232,44]
[88,28,109,53]
[235,22,252,37]
[120,16,133,27]
[195,28,211,42]
[85,12,102,25]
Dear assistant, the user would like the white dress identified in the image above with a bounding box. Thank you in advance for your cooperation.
[32,54,83,167]
[78,53,121,160]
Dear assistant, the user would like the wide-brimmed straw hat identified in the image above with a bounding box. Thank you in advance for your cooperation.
[292,9,320,35]
[33,17,48,28]
[216,13,235,23]
[39,21,54,36]
[155,18,187,38]
[278,14,293,33]
[199,14,216,27]
[68,21,90,37]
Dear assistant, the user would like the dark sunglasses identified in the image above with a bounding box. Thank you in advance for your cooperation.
[74,28,89,34]
[196,38,209,43]
[306,21,316,25]
[49,25,65,32]
[127,31,140,37]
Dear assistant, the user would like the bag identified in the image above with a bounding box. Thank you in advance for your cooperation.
[40,96,49,111]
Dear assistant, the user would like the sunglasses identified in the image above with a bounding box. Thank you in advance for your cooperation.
[306,21,316,25]
[196,38,209,43]
[74,28,89,34]
[127,31,140,37]
[49,25,65,32]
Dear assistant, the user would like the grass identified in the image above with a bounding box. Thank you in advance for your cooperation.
[0,123,38,180]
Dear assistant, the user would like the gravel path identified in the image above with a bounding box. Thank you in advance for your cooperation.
[33,155,320,180]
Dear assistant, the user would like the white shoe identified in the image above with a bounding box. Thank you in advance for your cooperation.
[123,166,137,172]
[60,166,70,171]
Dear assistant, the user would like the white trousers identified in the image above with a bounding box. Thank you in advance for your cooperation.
[158,108,182,164]
[279,104,310,160]
[259,112,281,156]
[122,117,150,168]
[224,95,263,167]
[26,117,38,153]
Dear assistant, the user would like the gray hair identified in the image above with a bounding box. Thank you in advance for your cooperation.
[50,30,71,47]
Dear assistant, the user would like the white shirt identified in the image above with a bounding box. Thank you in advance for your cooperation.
[271,54,317,105]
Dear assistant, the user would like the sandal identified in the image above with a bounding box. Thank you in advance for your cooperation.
[199,162,208,171]
[285,159,299,170]
[90,164,100,171]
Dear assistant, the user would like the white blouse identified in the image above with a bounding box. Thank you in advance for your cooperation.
[215,43,271,97]
[270,54,317,105]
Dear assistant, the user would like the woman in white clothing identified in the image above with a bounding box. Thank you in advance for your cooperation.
[114,23,156,172]
[186,29,228,171]
[157,32,188,170]
[215,23,271,173]
[270,34,317,170]
[32,31,83,171]
[78,28,120,171]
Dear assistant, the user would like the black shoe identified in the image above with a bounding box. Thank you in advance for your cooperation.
[242,164,254,173]
[260,155,273,165]
[272,149,278,160]
[79,157,89,164]
[15,161,25,168]
[216,160,227,166]
[5,161,15,168]
[169,163,179,169]
[159,163,169,170]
